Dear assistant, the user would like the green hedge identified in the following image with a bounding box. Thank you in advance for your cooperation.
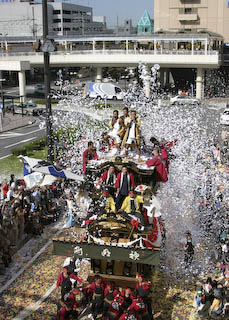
[12,137,47,156]
[34,99,58,105]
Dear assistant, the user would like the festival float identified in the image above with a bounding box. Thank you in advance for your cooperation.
[52,154,165,285]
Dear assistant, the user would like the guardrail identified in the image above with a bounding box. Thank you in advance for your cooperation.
[0,49,219,57]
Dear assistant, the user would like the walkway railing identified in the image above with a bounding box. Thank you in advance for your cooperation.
[0,49,219,57]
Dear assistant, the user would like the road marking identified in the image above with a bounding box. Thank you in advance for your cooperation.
[4,137,36,149]
[13,283,56,320]
[0,128,43,140]
[0,154,12,160]
[0,132,24,139]
[23,128,43,135]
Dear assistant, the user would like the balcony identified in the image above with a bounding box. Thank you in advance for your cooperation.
[179,13,198,21]
[179,8,198,21]
[180,0,200,3]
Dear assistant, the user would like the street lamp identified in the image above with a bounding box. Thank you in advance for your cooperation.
[42,0,54,162]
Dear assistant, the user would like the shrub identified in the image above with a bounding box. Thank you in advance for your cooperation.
[34,99,58,105]
[11,147,27,156]
[11,137,46,156]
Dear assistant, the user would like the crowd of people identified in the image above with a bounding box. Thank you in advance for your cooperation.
[191,134,229,319]
[56,257,154,320]
[0,175,64,275]
[53,107,172,181]
[193,272,229,319]
[82,107,170,166]
[82,107,169,178]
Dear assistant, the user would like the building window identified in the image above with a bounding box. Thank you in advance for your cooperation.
[63,10,71,15]
[185,8,192,14]
[63,28,71,31]
[53,27,61,31]
[53,10,61,15]
[53,19,61,23]
[63,18,71,23]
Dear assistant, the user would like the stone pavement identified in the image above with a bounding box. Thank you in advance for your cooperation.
[1,112,35,132]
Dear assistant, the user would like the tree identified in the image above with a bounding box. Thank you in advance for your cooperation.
[104,67,125,81]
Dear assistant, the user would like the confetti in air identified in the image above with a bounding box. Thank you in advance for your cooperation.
[50,63,228,280]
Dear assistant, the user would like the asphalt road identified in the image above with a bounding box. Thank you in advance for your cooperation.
[0,119,46,159]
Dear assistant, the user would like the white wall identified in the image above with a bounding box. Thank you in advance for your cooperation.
[0,2,53,37]
[0,1,105,37]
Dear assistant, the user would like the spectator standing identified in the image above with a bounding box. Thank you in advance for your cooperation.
[82,141,99,174]
[184,231,194,266]
[6,187,13,201]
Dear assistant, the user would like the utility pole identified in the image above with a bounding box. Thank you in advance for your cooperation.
[42,0,54,162]
[0,71,5,117]
[32,6,35,37]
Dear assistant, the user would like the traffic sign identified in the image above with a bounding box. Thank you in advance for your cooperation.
[42,40,55,53]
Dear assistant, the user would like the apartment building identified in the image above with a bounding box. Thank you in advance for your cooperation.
[154,0,229,42]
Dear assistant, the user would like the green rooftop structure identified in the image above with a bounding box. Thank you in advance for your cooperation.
[137,10,154,35]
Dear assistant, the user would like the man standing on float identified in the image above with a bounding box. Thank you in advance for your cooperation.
[121,110,141,160]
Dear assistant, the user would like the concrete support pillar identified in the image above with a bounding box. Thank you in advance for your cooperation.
[191,39,194,55]
[93,40,95,52]
[103,41,105,52]
[196,68,204,100]
[96,67,102,82]
[160,68,165,86]
[30,68,35,77]
[165,69,170,86]
[134,41,137,53]
[18,70,26,102]
[126,40,128,54]
[205,39,208,55]
[154,39,156,54]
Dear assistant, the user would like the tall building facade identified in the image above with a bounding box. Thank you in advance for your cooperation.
[154,0,229,42]
[0,0,107,37]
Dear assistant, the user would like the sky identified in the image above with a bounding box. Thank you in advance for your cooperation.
[70,0,154,28]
